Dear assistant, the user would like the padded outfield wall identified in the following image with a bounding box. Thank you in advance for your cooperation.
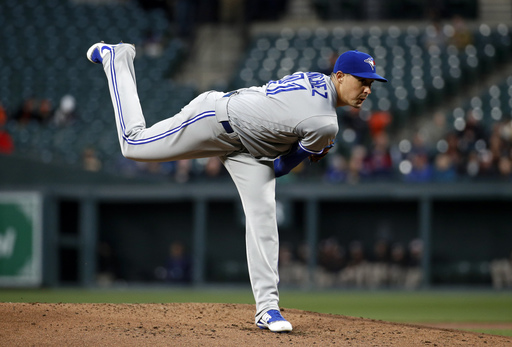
[1,181,511,288]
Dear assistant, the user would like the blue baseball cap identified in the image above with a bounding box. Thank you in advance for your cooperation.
[333,50,387,82]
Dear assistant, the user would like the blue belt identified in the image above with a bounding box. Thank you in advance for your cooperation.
[221,121,234,133]
[221,91,235,133]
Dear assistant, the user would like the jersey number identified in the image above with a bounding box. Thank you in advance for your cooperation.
[266,74,306,95]
[266,73,328,98]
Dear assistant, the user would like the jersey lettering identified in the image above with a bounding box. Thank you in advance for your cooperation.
[265,72,328,99]
[306,72,328,99]
[266,73,307,95]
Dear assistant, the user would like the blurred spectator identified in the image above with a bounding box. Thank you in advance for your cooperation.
[449,15,473,49]
[175,159,192,183]
[296,240,310,268]
[282,238,426,289]
[364,132,393,180]
[0,103,14,155]
[497,156,512,181]
[366,240,390,288]
[347,145,367,184]
[339,240,367,287]
[161,241,192,283]
[489,123,507,159]
[444,131,464,173]
[82,147,102,172]
[487,122,512,180]
[405,239,423,289]
[324,153,348,183]
[403,132,433,182]
[14,97,57,125]
[490,250,512,289]
[114,154,144,177]
[35,98,53,124]
[477,149,498,179]
[144,162,163,176]
[203,157,225,178]
[410,131,429,155]
[388,243,407,287]
[465,150,480,178]
[0,126,14,155]
[433,152,457,182]
[368,110,392,140]
[114,155,175,179]
[113,155,230,182]
[13,97,38,125]
[96,241,120,287]
[317,237,345,273]
[278,242,308,286]
[53,94,77,127]
[457,109,487,156]
[500,120,512,144]
[404,151,433,182]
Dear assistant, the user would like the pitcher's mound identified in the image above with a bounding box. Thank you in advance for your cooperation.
[1,302,510,346]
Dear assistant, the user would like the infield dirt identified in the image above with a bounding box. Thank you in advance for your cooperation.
[1,302,511,346]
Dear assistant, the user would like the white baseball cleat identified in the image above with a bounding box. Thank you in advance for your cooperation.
[86,42,127,64]
[256,309,293,332]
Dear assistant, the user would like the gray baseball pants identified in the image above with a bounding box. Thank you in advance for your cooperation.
[101,44,280,322]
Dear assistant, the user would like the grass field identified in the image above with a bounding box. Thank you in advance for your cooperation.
[1,287,511,336]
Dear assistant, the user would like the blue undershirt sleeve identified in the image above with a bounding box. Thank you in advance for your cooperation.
[273,143,311,178]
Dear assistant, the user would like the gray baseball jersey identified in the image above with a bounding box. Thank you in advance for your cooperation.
[223,72,339,159]
[95,43,339,324]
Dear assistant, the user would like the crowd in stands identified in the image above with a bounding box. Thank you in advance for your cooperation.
[96,235,424,288]
[2,93,232,180]
[110,155,229,182]
[1,2,509,184]
[279,238,423,289]
[9,95,78,127]
[4,91,512,184]
[281,105,512,184]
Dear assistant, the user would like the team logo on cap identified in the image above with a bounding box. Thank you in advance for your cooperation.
[364,57,375,71]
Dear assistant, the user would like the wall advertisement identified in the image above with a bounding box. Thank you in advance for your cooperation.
[0,192,42,287]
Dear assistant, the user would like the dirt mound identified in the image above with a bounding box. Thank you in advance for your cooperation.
[1,302,510,346]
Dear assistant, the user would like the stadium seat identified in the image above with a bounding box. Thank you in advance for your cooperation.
[0,0,194,171]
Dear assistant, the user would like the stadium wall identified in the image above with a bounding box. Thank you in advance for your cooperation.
[2,179,511,288]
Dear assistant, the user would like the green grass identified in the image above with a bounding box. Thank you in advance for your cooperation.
[281,290,512,323]
[1,288,511,336]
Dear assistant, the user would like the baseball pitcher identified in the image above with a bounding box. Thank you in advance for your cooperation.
[87,42,386,332]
